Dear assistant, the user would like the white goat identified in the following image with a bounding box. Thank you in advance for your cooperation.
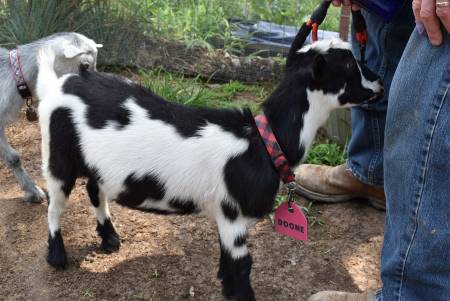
[0,32,101,202]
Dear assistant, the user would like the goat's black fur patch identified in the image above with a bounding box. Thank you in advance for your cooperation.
[221,202,239,221]
[218,243,235,298]
[63,72,256,139]
[116,173,166,207]
[49,108,95,196]
[86,178,100,207]
[224,139,280,218]
[169,198,199,214]
[234,234,247,248]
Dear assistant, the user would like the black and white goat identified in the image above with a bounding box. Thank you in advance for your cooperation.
[0,32,101,203]
[36,33,382,300]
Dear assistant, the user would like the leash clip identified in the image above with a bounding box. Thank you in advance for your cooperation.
[286,182,297,213]
[25,97,38,122]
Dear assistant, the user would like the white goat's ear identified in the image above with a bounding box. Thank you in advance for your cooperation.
[63,46,83,59]
[96,44,103,48]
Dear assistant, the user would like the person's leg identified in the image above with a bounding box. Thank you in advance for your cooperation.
[308,20,450,301]
[295,3,414,209]
[381,29,450,301]
[347,4,414,187]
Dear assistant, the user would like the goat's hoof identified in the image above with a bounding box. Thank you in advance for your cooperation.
[25,186,46,203]
[46,247,67,270]
[47,230,67,270]
[47,255,67,270]
[100,235,121,253]
[235,291,256,301]
[221,284,235,299]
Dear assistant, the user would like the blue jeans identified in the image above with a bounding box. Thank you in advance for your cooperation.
[347,4,414,185]
[377,30,450,300]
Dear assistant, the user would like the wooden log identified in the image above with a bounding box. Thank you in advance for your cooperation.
[133,38,284,84]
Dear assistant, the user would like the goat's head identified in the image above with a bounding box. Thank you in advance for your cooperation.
[50,32,102,76]
[286,38,383,110]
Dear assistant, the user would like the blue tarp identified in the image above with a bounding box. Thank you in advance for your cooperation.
[231,20,339,55]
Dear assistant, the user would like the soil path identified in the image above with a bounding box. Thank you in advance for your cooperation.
[0,114,384,301]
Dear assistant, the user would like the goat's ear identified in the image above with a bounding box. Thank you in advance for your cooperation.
[96,44,103,48]
[312,54,326,80]
[63,46,83,59]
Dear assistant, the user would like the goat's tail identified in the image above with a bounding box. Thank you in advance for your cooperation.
[36,46,57,100]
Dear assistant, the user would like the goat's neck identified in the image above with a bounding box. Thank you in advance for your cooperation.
[17,43,41,93]
[263,87,334,168]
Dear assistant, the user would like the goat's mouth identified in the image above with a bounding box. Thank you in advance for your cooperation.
[370,93,383,102]
[367,89,384,103]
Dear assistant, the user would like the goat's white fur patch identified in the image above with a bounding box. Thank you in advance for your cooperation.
[357,63,383,94]
[300,88,345,160]
[41,95,249,203]
[297,38,352,54]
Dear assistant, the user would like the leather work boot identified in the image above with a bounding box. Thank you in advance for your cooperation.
[308,291,376,301]
[293,164,386,210]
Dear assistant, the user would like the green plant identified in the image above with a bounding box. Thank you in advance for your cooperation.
[0,0,77,46]
[222,80,247,96]
[306,142,347,166]
[0,0,146,65]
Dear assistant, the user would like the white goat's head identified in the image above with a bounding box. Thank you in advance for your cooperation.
[49,32,102,76]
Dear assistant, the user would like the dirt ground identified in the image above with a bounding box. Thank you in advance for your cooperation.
[0,113,385,301]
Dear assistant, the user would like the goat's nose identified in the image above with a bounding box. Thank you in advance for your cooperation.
[80,63,90,71]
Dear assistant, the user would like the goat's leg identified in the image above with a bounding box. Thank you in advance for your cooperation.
[86,178,120,252]
[46,175,74,270]
[0,127,45,203]
[216,211,255,301]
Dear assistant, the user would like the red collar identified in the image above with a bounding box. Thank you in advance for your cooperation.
[255,113,295,184]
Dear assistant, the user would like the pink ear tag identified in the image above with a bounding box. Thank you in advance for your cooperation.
[274,202,308,242]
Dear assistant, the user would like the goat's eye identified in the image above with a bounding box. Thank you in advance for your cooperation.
[346,62,352,69]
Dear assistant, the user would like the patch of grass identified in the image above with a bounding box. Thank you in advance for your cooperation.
[301,201,325,226]
[138,68,270,113]
[222,80,247,96]
[306,142,347,166]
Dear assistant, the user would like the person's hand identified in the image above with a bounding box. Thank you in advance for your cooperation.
[413,0,450,46]
[330,0,361,10]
